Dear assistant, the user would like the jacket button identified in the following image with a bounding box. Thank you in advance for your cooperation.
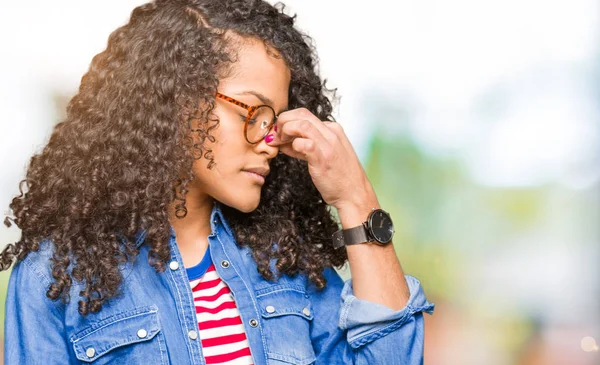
[220,260,230,268]
[265,305,275,313]
[249,319,258,327]
[169,261,179,270]
[137,328,147,338]
[302,308,311,316]
[85,347,96,358]
[188,330,198,340]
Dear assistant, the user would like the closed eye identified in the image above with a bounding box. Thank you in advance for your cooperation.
[240,114,257,125]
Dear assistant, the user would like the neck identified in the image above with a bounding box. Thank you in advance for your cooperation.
[168,187,214,250]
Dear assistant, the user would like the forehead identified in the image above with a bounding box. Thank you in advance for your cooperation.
[219,37,290,111]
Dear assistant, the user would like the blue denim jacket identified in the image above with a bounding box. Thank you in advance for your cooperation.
[4,202,435,364]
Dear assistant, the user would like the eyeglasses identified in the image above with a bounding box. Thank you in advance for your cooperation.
[215,92,277,144]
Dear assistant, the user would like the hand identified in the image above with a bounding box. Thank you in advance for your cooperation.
[267,108,376,210]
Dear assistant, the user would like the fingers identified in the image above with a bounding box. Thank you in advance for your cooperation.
[274,108,337,144]
[269,119,327,146]
[271,123,324,165]
[276,137,317,161]
[268,108,344,165]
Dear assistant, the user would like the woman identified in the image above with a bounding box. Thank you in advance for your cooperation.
[1,0,434,364]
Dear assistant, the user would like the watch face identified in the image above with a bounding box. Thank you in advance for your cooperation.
[368,209,394,244]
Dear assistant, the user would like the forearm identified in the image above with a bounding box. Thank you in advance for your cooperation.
[336,185,410,311]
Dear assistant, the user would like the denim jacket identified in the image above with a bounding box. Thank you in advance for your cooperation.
[4,202,435,364]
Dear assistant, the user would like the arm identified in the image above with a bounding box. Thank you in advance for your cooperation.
[336,187,410,311]
[313,188,435,364]
[270,103,435,363]
[4,255,71,364]
[309,267,435,365]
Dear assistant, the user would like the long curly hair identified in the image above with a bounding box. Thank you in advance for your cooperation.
[1,0,348,316]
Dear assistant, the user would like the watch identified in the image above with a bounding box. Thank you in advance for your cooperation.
[332,208,395,249]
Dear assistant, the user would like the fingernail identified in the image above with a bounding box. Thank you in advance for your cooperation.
[274,124,278,132]
[265,134,274,143]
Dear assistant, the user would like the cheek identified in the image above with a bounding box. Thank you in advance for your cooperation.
[192,134,244,183]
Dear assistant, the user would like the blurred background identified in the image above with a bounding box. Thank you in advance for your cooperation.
[0,0,598,364]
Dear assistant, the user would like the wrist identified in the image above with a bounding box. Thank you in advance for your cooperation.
[335,195,380,229]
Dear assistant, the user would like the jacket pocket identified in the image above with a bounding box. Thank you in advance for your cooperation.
[256,286,316,365]
[69,305,169,364]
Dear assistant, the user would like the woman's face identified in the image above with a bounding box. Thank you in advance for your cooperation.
[191,38,290,213]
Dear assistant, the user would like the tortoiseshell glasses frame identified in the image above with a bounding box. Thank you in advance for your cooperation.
[215,92,278,144]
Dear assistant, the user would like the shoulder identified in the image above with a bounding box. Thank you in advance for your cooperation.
[7,237,84,311]
[5,238,69,316]
[10,238,56,289]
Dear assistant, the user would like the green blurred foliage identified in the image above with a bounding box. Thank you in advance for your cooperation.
[364,128,548,300]
[360,124,591,363]
[0,268,9,352]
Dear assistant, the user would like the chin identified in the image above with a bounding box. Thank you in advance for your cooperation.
[237,199,261,213]
[219,194,261,214]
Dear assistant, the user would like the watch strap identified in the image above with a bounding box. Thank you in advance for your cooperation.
[332,224,371,249]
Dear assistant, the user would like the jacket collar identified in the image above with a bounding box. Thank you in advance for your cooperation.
[134,200,226,248]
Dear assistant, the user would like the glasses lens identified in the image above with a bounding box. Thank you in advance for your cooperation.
[246,106,275,143]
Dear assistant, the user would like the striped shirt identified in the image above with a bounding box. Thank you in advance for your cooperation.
[186,245,254,365]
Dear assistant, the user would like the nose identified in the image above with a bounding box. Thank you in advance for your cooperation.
[252,130,279,159]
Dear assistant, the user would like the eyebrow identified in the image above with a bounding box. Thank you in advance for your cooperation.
[236,90,289,115]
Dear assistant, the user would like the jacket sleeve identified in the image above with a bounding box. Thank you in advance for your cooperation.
[308,267,435,365]
[4,255,71,364]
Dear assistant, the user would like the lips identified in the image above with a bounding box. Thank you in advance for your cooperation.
[242,167,270,177]
[243,170,266,184]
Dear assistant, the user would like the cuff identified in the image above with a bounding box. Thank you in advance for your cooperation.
[338,274,435,349]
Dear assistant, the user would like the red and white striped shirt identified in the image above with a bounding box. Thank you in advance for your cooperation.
[186,246,254,365]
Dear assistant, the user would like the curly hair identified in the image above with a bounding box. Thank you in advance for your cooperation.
[1,0,348,316]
